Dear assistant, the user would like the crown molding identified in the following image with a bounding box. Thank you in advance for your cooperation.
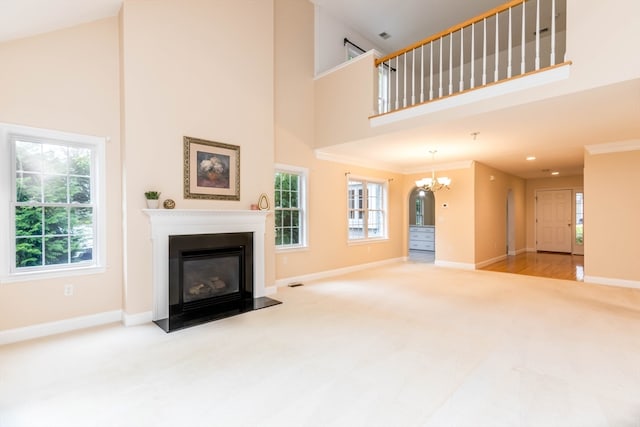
[585,139,640,155]
[403,160,474,175]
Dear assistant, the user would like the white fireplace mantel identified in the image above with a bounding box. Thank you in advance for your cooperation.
[144,209,270,321]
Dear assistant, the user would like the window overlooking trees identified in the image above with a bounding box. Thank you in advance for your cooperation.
[347,178,387,241]
[274,166,307,249]
[2,124,105,277]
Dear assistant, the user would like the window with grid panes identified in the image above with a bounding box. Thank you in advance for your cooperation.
[347,178,387,240]
[274,169,306,248]
[1,123,105,277]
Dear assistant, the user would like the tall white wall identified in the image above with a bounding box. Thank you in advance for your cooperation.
[314,4,386,75]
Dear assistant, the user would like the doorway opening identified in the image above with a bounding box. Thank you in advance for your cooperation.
[535,188,584,255]
[408,187,435,263]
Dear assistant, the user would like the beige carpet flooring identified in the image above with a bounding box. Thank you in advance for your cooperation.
[1,262,640,427]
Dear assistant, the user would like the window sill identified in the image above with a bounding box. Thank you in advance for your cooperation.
[347,237,389,246]
[276,245,309,254]
[1,265,107,284]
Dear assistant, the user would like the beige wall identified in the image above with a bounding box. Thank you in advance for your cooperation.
[567,0,640,88]
[525,175,583,251]
[474,162,526,265]
[584,150,640,282]
[120,0,276,315]
[403,166,475,265]
[274,0,404,280]
[0,18,123,330]
[2,0,638,335]
[314,52,378,148]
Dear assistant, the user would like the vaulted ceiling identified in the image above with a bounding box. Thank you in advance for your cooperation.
[1,0,638,178]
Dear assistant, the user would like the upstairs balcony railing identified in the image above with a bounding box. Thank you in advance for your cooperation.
[374,0,567,116]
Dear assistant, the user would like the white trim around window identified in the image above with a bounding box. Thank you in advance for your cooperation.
[274,164,308,251]
[347,175,388,243]
[0,123,107,283]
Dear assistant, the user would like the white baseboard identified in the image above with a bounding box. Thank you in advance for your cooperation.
[122,311,153,326]
[583,275,640,290]
[0,310,122,346]
[275,257,405,287]
[475,254,507,269]
[508,248,528,256]
[434,260,476,270]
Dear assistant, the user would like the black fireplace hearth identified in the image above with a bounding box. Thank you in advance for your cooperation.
[154,232,280,332]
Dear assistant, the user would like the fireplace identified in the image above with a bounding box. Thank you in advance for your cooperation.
[145,210,281,333]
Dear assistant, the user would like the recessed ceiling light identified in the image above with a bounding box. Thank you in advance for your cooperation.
[378,32,391,40]
[526,156,536,161]
[551,171,560,176]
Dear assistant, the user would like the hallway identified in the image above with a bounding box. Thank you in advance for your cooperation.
[481,252,584,282]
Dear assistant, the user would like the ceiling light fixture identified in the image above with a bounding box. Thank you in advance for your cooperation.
[526,156,536,161]
[415,150,451,192]
[551,171,560,176]
[378,32,391,40]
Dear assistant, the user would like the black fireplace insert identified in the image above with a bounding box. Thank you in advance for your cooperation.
[154,232,280,332]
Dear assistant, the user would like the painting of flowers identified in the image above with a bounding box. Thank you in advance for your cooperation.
[197,153,229,188]
[184,136,240,200]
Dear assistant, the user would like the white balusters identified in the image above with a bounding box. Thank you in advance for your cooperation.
[377,63,383,113]
[448,34,453,95]
[483,18,487,85]
[412,49,416,105]
[495,13,500,82]
[535,0,541,70]
[471,23,476,89]
[521,3,526,74]
[374,0,566,115]
[439,37,443,98]
[403,53,407,107]
[420,45,425,103]
[507,7,513,78]
[429,42,434,101]
[459,29,464,92]
[387,60,391,112]
[395,56,399,110]
[551,0,556,66]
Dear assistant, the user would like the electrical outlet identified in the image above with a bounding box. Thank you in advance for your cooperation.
[64,284,74,296]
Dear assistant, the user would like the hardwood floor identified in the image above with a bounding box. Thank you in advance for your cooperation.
[480,251,585,281]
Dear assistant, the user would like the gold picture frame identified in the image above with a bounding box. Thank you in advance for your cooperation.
[183,136,240,200]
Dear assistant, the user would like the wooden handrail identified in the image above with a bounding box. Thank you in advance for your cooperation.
[375,0,526,66]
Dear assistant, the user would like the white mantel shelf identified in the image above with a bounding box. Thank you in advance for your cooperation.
[144,209,271,321]
[143,208,270,219]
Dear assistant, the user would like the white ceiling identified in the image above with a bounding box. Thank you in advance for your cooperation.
[1,0,638,179]
[311,0,507,53]
[0,0,122,42]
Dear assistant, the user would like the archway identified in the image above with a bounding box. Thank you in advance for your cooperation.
[408,187,435,263]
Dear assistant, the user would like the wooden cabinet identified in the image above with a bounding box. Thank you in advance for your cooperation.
[409,225,435,251]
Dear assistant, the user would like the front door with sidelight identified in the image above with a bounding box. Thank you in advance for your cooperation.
[536,189,573,253]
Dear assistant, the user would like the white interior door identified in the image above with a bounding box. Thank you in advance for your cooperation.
[536,189,572,253]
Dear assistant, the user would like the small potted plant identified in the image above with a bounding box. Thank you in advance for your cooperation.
[144,191,161,209]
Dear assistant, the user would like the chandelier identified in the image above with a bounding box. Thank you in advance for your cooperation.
[415,150,451,192]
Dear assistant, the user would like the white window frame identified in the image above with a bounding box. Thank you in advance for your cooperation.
[347,176,388,243]
[0,123,107,283]
[274,164,308,251]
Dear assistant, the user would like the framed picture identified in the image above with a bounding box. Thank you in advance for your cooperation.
[183,136,240,200]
